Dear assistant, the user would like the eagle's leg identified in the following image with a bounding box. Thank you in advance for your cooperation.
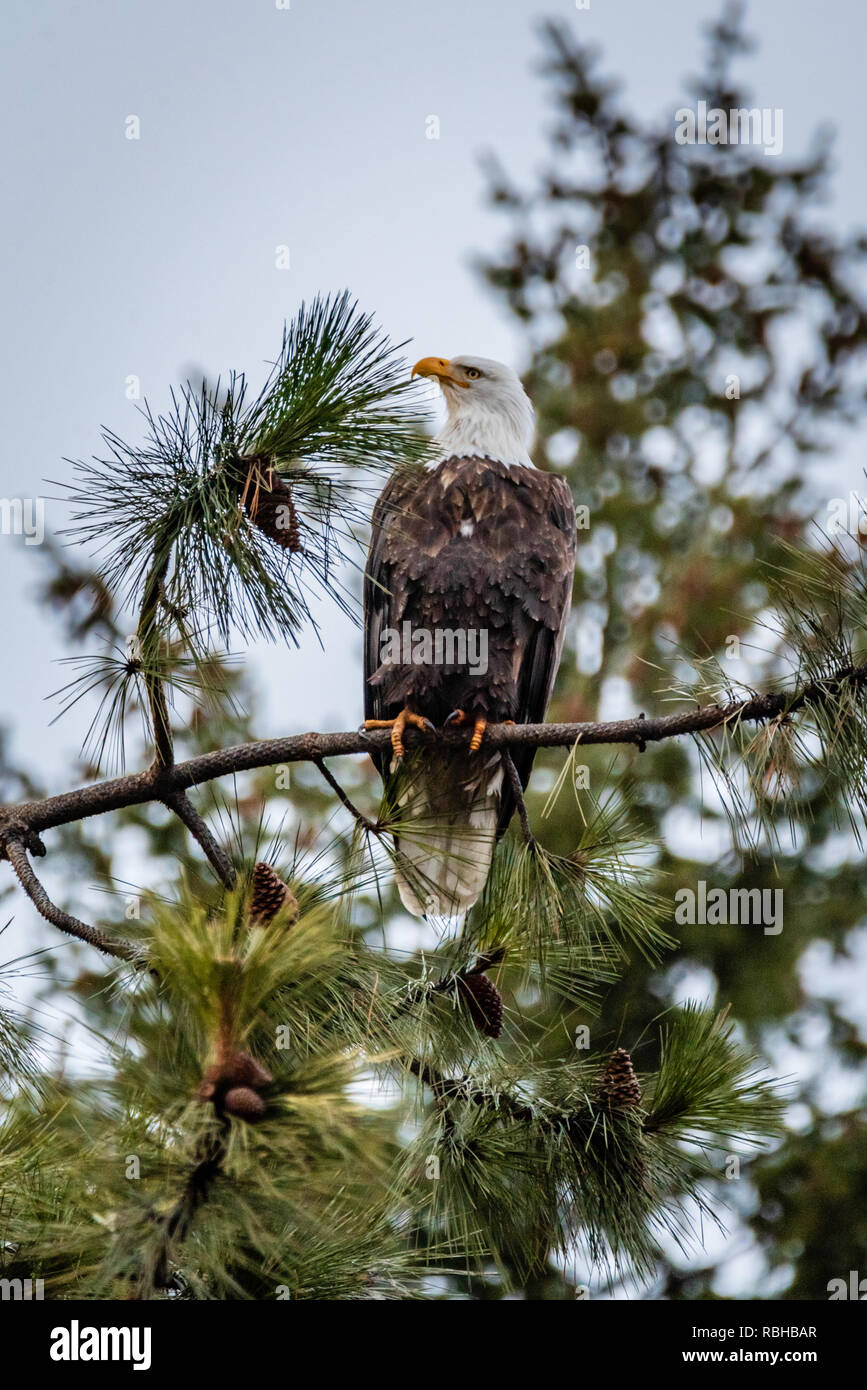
[445,711,516,754]
[363,709,435,760]
[444,709,497,753]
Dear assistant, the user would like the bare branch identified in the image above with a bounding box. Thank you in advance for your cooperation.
[2,660,865,961]
[312,758,378,834]
[502,751,536,849]
[163,792,236,889]
[9,660,865,840]
[137,548,175,772]
[1,834,142,964]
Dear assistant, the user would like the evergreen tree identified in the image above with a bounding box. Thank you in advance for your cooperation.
[0,288,789,1300]
[476,3,867,1297]
[1,5,865,1301]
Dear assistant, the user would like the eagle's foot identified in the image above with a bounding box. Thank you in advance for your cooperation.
[363,709,435,760]
[444,709,489,753]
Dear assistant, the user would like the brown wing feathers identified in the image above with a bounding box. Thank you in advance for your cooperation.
[364,455,576,833]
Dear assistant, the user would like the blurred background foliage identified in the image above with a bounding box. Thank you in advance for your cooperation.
[471,4,867,1297]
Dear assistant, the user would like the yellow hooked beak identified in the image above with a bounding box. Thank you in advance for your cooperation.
[411,356,469,388]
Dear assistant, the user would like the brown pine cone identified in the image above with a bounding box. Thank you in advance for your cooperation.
[249,861,298,927]
[458,971,504,1039]
[223,1086,267,1122]
[224,1049,272,1090]
[196,1050,272,1106]
[245,465,301,552]
[597,1047,643,1109]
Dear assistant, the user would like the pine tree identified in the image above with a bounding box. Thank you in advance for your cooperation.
[0,285,795,1300]
[2,2,866,1294]
[475,3,867,1297]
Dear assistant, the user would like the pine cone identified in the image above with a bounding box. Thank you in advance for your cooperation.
[245,465,301,552]
[196,1051,272,1106]
[223,1086,267,1122]
[458,971,504,1039]
[249,861,298,927]
[597,1047,642,1109]
[224,1049,272,1090]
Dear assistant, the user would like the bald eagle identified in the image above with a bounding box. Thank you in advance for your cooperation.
[363,355,576,917]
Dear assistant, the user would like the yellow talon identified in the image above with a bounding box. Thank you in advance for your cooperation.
[445,710,499,754]
[363,709,434,760]
[469,716,487,753]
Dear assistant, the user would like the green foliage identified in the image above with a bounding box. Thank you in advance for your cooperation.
[402,1004,780,1282]
[0,868,782,1294]
[55,294,431,767]
[0,950,42,1087]
[2,6,866,1303]
[474,3,867,1297]
[1,885,414,1299]
[645,1004,784,1143]
[64,292,428,635]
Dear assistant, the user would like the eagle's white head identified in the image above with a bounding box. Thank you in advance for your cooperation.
[411,354,535,467]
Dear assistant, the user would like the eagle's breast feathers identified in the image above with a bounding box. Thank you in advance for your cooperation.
[365,455,576,724]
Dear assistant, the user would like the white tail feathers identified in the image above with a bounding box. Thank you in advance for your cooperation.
[393,752,503,917]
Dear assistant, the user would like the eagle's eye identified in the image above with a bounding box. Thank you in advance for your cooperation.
[464,366,482,380]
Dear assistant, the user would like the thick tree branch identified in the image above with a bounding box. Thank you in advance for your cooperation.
[2,661,865,960]
[7,660,865,840]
